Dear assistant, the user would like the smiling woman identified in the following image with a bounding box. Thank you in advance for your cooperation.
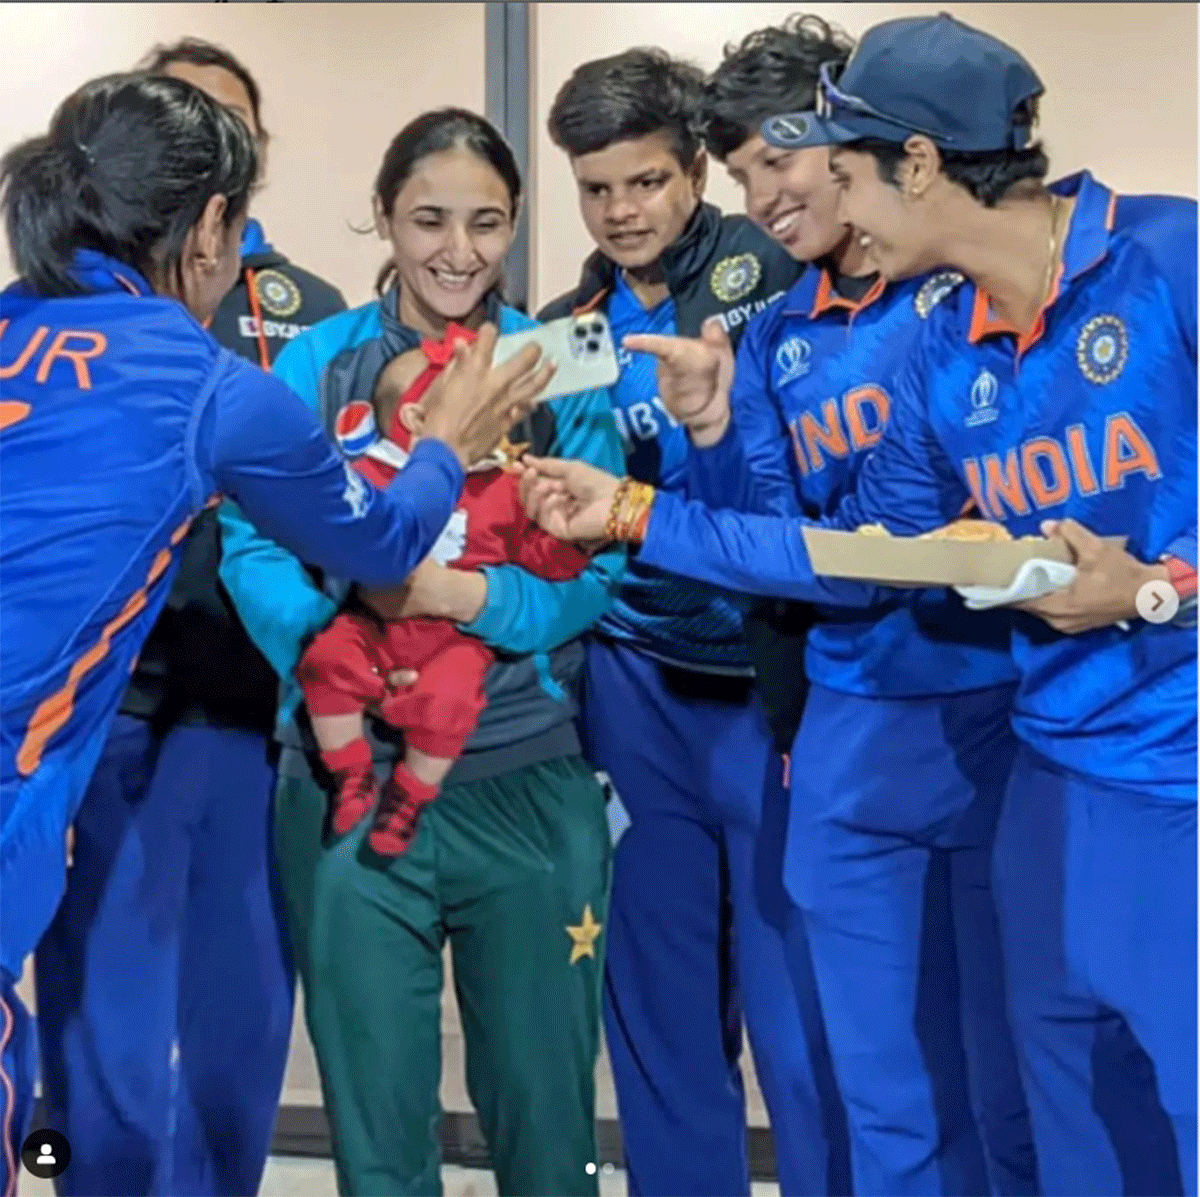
[371,108,522,324]
[212,105,627,1197]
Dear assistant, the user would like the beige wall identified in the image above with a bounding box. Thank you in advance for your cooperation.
[4,4,1193,311]
[531,2,1198,309]
[0,2,486,306]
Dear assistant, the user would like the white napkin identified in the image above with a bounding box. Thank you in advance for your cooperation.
[956,558,1132,631]
[955,558,1078,610]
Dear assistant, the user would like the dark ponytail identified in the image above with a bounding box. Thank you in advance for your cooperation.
[371,107,521,296]
[0,71,258,297]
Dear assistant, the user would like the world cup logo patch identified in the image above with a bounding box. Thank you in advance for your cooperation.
[1076,315,1128,385]
[966,368,1000,428]
[254,268,302,318]
[710,253,762,303]
[774,337,812,386]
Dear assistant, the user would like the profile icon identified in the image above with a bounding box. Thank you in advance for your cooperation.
[21,1128,71,1179]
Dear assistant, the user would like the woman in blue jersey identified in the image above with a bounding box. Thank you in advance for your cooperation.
[521,15,1197,1197]
[0,74,548,1197]
[216,108,626,1197]
[32,39,350,1197]
[525,19,1034,1197]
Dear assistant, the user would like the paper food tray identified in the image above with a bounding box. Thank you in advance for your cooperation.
[802,526,1126,589]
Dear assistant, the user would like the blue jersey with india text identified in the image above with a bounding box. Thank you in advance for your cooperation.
[642,173,1197,801]
[598,270,752,673]
[695,265,1016,697]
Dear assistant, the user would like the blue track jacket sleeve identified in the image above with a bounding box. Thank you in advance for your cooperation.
[687,321,801,517]
[639,351,969,606]
[210,366,463,584]
[214,341,461,680]
[460,386,627,654]
[1165,531,1197,569]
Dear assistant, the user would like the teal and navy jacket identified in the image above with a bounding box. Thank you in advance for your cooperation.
[218,289,627,785]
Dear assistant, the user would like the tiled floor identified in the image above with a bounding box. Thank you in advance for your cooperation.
[22,1157,783,1197]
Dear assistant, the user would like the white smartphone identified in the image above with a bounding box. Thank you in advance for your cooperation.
[491,311,620,402]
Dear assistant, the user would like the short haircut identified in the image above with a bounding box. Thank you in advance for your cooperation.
[548,48,705,167]
[703,14,853,161]
[141,37,267,140]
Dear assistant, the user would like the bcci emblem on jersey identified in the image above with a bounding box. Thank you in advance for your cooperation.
[710,253,762,303]
[915,271,964,318]
[254,269,303,318]
[775,337,812,386]
[1076,314,1129,385]
[966,368,1000,428]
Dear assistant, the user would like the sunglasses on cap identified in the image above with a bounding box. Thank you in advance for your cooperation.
[815,59,956,146]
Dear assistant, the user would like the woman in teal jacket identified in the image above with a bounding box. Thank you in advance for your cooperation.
[217,109,625,1197]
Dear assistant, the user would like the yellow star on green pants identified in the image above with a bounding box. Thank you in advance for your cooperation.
[566,904,603,964]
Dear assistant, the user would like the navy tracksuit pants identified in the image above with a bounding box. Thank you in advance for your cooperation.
[785,682,1037,1197]
[33,716,293,1197]
[993,746,1195,1197]
[584,637,850,1197]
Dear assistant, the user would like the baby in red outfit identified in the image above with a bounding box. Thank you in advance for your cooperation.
[296,325,589,856]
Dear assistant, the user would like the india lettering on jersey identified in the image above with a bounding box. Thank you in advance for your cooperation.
[787,385,892,476]
[961,412,1161,520]
[600,271,752,674]
[729,263,1014,699]
[852,173,1196,797]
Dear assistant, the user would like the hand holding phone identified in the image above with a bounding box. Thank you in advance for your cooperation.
[491,312,620,404]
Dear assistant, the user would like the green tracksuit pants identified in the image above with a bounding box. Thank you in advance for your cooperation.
[275,750,611,1197]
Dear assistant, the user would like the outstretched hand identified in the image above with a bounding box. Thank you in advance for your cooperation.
[421,324,556,468]
[518,455,625,543]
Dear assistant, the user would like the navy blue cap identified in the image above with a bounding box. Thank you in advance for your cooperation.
[761,13,1043,153]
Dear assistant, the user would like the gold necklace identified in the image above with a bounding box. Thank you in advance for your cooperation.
[1042,193,1064,307]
